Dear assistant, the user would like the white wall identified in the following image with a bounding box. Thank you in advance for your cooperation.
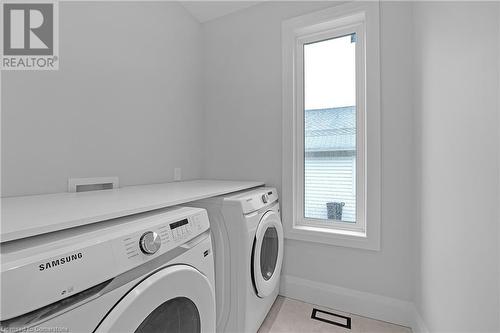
[414,2,500,332]
[202,1,416,302]
[498,4,500,331]
[1,2,202,196]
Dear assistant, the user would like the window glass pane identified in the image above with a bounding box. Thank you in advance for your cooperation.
[304,34,356,223]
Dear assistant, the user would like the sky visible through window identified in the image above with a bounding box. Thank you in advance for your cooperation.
[304,34,356,110]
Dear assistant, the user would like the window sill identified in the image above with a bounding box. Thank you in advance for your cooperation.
[285,223,380,251]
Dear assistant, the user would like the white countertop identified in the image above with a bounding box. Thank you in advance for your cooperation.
[0,180,263,243]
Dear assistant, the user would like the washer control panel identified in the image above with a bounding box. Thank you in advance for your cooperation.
[114,207,210,264]
[0,206,210,322]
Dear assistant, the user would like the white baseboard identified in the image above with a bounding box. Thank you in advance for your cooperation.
[410,306,430,333]
[280,274,429,332]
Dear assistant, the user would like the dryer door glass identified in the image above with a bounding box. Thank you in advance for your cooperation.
[135,297,200,333]
[253,210,284,298]
[260,227,278,281]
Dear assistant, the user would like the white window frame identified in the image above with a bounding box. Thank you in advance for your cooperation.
[298,24,365,233]
[282,2,380,250]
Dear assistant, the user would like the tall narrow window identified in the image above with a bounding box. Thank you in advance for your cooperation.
[295,21,365,234]
[304,34,357,224]
[282,2,380,249]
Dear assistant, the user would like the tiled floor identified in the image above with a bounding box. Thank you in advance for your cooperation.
[258,297,412,333]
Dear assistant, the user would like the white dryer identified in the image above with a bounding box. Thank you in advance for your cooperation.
[0,206,216,333]
[190,187,284,333]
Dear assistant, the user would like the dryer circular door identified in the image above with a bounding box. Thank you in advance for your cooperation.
[252,210,284,298]
[95,265,215,333]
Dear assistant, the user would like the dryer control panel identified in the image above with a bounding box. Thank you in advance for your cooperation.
[225,187,279,214]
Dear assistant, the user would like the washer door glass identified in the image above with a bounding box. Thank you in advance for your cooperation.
[252,210,284,298]
[95,265,215,333]
[135,297,200,333]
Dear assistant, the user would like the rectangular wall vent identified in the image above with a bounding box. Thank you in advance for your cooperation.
[68,177,119,193]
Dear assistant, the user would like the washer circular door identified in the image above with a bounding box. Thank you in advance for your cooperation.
[95,265,215,333]
[252,210,284,298]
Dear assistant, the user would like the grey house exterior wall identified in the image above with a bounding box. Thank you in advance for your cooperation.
[304,107,356,222]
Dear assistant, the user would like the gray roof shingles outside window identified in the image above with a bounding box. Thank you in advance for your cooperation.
[305,106,356,152]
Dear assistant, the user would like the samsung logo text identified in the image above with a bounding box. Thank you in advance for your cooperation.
[39,253,83,271]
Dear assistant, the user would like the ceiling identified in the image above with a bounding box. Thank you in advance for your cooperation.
[179,1,262,23]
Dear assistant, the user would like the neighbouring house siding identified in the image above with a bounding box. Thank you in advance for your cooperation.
[304,106,356,222]
[304,155,356,222]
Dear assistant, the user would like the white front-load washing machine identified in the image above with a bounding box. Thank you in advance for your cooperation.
[190,187,284,333]
[0,206,216,333]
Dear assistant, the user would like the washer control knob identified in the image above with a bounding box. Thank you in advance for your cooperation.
[262,194,269,204]
[139,231,161,255]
